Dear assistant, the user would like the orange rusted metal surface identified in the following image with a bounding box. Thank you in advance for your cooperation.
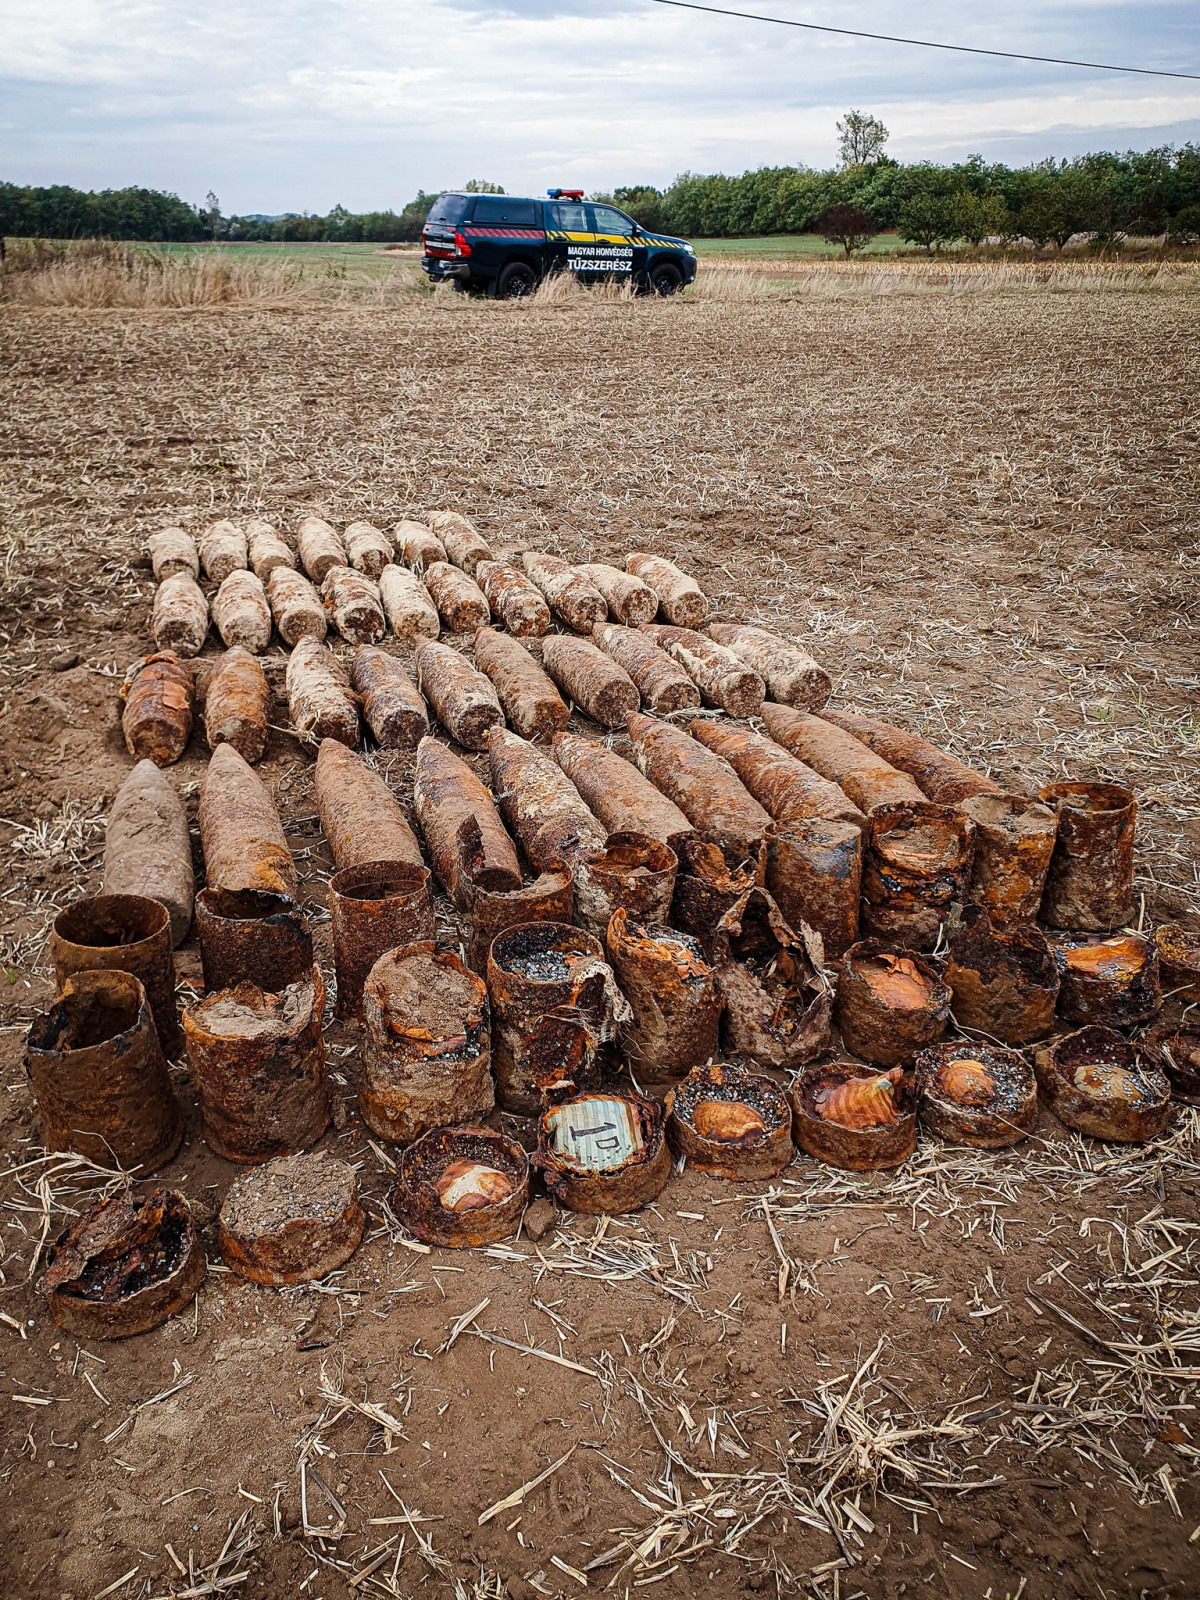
[574,833,677,940]
[52,893,182,1058]
[474,627,568,740]
[959,792,1057,929]
[351,645,429,748]
[467,868,574,973]
[1039,781,1136,931]
[577,564,658,627]
[640,624,764,718]
[861,800,976,950]
[205,646,271,764]
[415,640,504,749]
[218,1150,365,1285]
[322,563,386,644]
[705,623,831,711]
[552,732,693,854]
[314,738,424,873]
[541,634,640,728]
[413,736,521,908]
[791,1062,916,1171]
[424,561,490,633]
[834,941,951,1067]
[606,907,722,1079]
[1034,1027,1170,1142]
[944,905,1059,1045]
[670,834,761,953]
[627,713,771,870]
[488,728,607,871]
[199,742,298,897]
[592,622,700,713]
[711,887,831,1069]
[625,552,708,627]
[688,720,864,829]
[121,651,194,767]
[1050,933,1161,1027]
[522,552,606,632]
[1154,924,1200,1003]
[915,1040,1037,1148]
[195,887,313,995]
[761,704,924,813]
[665,1062,793,1181]
[821,708,1002,804]
[476,562,552,636]
[329,860,434,1022]
[392,1126,530,1247]
[537,1091,671,1213]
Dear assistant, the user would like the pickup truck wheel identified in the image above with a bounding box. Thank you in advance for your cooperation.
[649,262,684,296]
[496,261,538,298]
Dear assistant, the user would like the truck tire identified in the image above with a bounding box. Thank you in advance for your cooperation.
[496,260,538,298]
[649,261,684,296]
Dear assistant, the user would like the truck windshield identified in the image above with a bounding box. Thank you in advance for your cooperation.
[427,195,472,226]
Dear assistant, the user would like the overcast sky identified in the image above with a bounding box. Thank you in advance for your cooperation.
[2,1,1198,212]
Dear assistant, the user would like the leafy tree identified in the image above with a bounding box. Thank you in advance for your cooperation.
[463,179,505,194]
[837,110,889,168]
[1168,204,1200,243]
[952,190,1010,246]
[816,202,876,257]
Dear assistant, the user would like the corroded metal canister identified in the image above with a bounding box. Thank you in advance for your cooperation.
[1033,1026,1170,1142]
[195,887,313,995]
[834,940,951,1068]
[1154,924,1200,1003]
[1148,1019,1200,1104]
[361,944,493,1144]
[915,1041,1037,1149]
[573,832,678,941]
[665,1062,793,1181]
[1038,781,1136,931]
[765,818,862,961]
[944,905,1059,1046]
[183,969,331,1163]
[671,835,761,955]
[328,861,434,1022]
[791,1062,917,1172]
[392,1126,531,1248]
[860,801,976,951]
[537,1091,671,1214]
[1050,934,1161,1027]
[25,970,183,1172]
[606,909,722,1080]
[51,893,182,1058]
[959,792,1058,930]
[467,868,574,974]
[218,1150,365,1285]
[711,888,832,1070]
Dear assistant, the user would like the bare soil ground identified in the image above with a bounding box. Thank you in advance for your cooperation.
[0,288,1198,1600]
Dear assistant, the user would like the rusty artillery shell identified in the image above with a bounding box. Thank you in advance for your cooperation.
[606,908,721,1078]
[122,652,194,767]
[185,970,330,1162]
[488,728,607,871]
[296,514,347,583]
[1034,1026,1170,1142]
[665,1062,792,1181]
[152,573,209,657]
[351,645,429,748]
[199,518,248,583]
[212,569,272,653]
[1050,933,1161,1027]
[592,622,700,713]
[670,834,760,951]
[1038,782,1136,931]
[575,833,677,941]
[959,792,1057,930]
[39,1187,204,1340]
[522,551,607,632]
[791,1062,916,1171]
[835,941,951,1067]
[625,552,707,627]
[641,624,763,718]
[329,861,434,1022]
[267,565,327,646]
[474,627,568,740]
[412,735,520,907]
[706,623,832,711]
[477,561,552,636]
[542,634,640,728]
[429,510,492,575]
[52,893,182,1058]
[1148,1018,1200,1103]
[689,720,864,829]
[322,564,386,645]
[627,712,771,869]
[286,636,360,748]
[218,1150,365,1285]
[26,969,183,1169]
[712,887,832,1068]
[205,646,271,764]
[103,760,194,948]
[393,1126,530,1248]
[314,738,423,871]
[199,742,297,896]
[766,819,863,961]
[424,561,490,633]
[761,705,924,813]
[537,1091,671,1214]
[577,563,658,626]
[378,564,440,644]
[1155,924,1200,1002]
[361,944,493,1144]
[822,709,1001,803]
[245,519,294,581]
[148,526,199,581]
[395,519,446,572]
[344,519,393,578]
[944,905,1058,1044]
[195,887,313,993]
[552,731,693,854]
[415,639,504,749]
[916,1040,1037,1149]
[467,868,574,973]
[861,801,976,951]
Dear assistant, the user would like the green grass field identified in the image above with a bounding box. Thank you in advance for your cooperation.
[692,232,904,258]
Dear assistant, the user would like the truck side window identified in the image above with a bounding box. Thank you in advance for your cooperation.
[591,206,635,236]
[472,197,539,226]
[546,203,589,232]
[427,195,473,225]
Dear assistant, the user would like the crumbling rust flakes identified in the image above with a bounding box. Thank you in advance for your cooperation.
[205,646,271,764]
[1033,1026,1171,1143]
[834,940,951,1068]
[121,651,194,767]
[670,835,760,954]
[199,742,297,897]
[218,1150,365,1286]
[1147,1018,1200,1104]
[592,623,700,713]
[52,893,182,1058]
[468,868,574,974]
[959,792,1058,929]
[412,735,521,908]
[711,887,831,1070]
[606,908,721,1079]
[415,640,505,750]
[351,645,429,748]
[791,1063,917,1172]
[392,1126,530,1248]
[821,708,1002,804]
[860,800,976,951]
[627,712,771,871]
[1039,781,1137,932]
[1154,924,1200,1004]
[1050,933,1161,1028]
[329,860,434,1023]
[665,1062,793,1181]
[522,552,607,632]
[424,561,491,633]
[915,1040,1038,1149]
[314,739,424,872]
[944,905,1059,1045]
[195,887,314,994]
[552,732,693,855]
[766,819,862,963]
[641,624,763,718]
[705,623,831,711]
[488,728,607,872]
[477,562,552,637]
[625,552,708,627]
[474,627,568,741]
[286,636,361,748]
[761,705,924,814]
[537,1091,671,1214]
[322,564,386,646]
[573,833,678,941]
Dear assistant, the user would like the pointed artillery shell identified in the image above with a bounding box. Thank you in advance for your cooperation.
[1155,924,1200,1003]
[199,742,297,897]
[394,519,446,572]
[537,1091,671,1214]
[791,1062,917,1171]
[415,640,503,749]
[641,624,763,718]
[916,1040,1037,1149]
[185,970,330,1162]
[152,573,209,657]
[607,908,721,1078]
[314,738,424,871]
[477,561,552,636]
[322,564,385,645]
[706,623,831,711]
[1034,1026,1170,1142]
[412,735,520,907]
[393,1127,530,1248]
[329,861,434,1022]
[286,636,360,747]
[488,727,607,871]
[52,893,182,1058]
[592,622,700,712]
[147,526,198,581]
[122,651,194,767]
[625,552,707,627]
[344,519,393,578]
[552,731,693,854]
[212,569,272,653]
[195,887,313,994]
[861,800,976,951]
[712,887,832,1069]
[671,834,761,953]
[205,646,271,764]
[296,515,347,584]
[835,941,951,1067]
[577,563,658,626]
[26,969,183,1170]
[245,519,294,581]
[423,561,489,633]
[945,905,1059,1045]
[199,518,248,583]
[688,720,864,829]
[761,705,924,813]
[361,944,493,1144]
[378,565,440,644]
[1147,1017,1200,1103]
[474,627,568,740]
[103,760,194,947]
[351,645,429,748]
[218,1150,365,1285]
[821,709,1001,803]
[267,565,327,645]
[1038,781,1136,931]
[467,868,574,973]
[429,510,492,574]
[959,792,1057,930]
[1050,933,1161,1027]
[665,1062,793,1180]
[542,634,640,727]
[766,819,862,962]
[575,833,677,941]
[627,712,771,869]
[522,551,607,632]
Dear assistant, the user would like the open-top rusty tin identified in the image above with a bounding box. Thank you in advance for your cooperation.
[765,817,862,962]
[537,1091,671,1213]
[195,887,314,996]
[1147,1020,1200,1104]
[1154,924,1200,1003]
[51,893,182,1058]
[670,835,761,956]
[944,905,1059,1046]
[665,1062,793,1180]
[218,1150,365,1285]
[790,1062,916,1171]
[1033,1026,1170,1142]
[392,1125,530,1247]
[959,792,1057,930]
[861,801,975,951]
[329,860,434,1022]
[712,887,832,1070]
[1038,781,1136,931]
[835,941,951,1067]
[573,832,678,942]
[915,1040,1037,1148]
[1049,933,1161,1027]
[467,867,574,974]
[606,909,722,1080]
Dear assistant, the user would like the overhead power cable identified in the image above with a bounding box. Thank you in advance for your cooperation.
[644,0,1200,81]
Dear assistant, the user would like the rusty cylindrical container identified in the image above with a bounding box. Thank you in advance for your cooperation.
[573,832,678,941]
[765,818,862,961]
[1154,924,1200,1003]
[665,1063,792,1181]
[25,970,183,1172]
[218,1151,365,1285]
[915,1041,1037,1149]
[361,944,493,1144]
[183,969,331,1163]
[195,887,314,995]
[861,801,976,951]
[52,893,182,1058]
[1033,1026,1171,1143]
[791,1063,916,1172]
[1147,1019,1200,1104]
[606,909,722,1080]
[944,905,1060,1046]
[670,835,760,955]
[835,941,951,1068]
[1050,934,1161,1028]
[329,861,434,1023]
[1038,781,1136,931]
[711,888,832,1070]
[960,792,1057,930]
[392,1126,531,1248]
[537,1091,671,1214]
[467,868,574,974]
[121,652,194,768]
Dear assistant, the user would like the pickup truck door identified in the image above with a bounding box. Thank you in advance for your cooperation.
[588,205,644,283]
[544,201,594,278]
